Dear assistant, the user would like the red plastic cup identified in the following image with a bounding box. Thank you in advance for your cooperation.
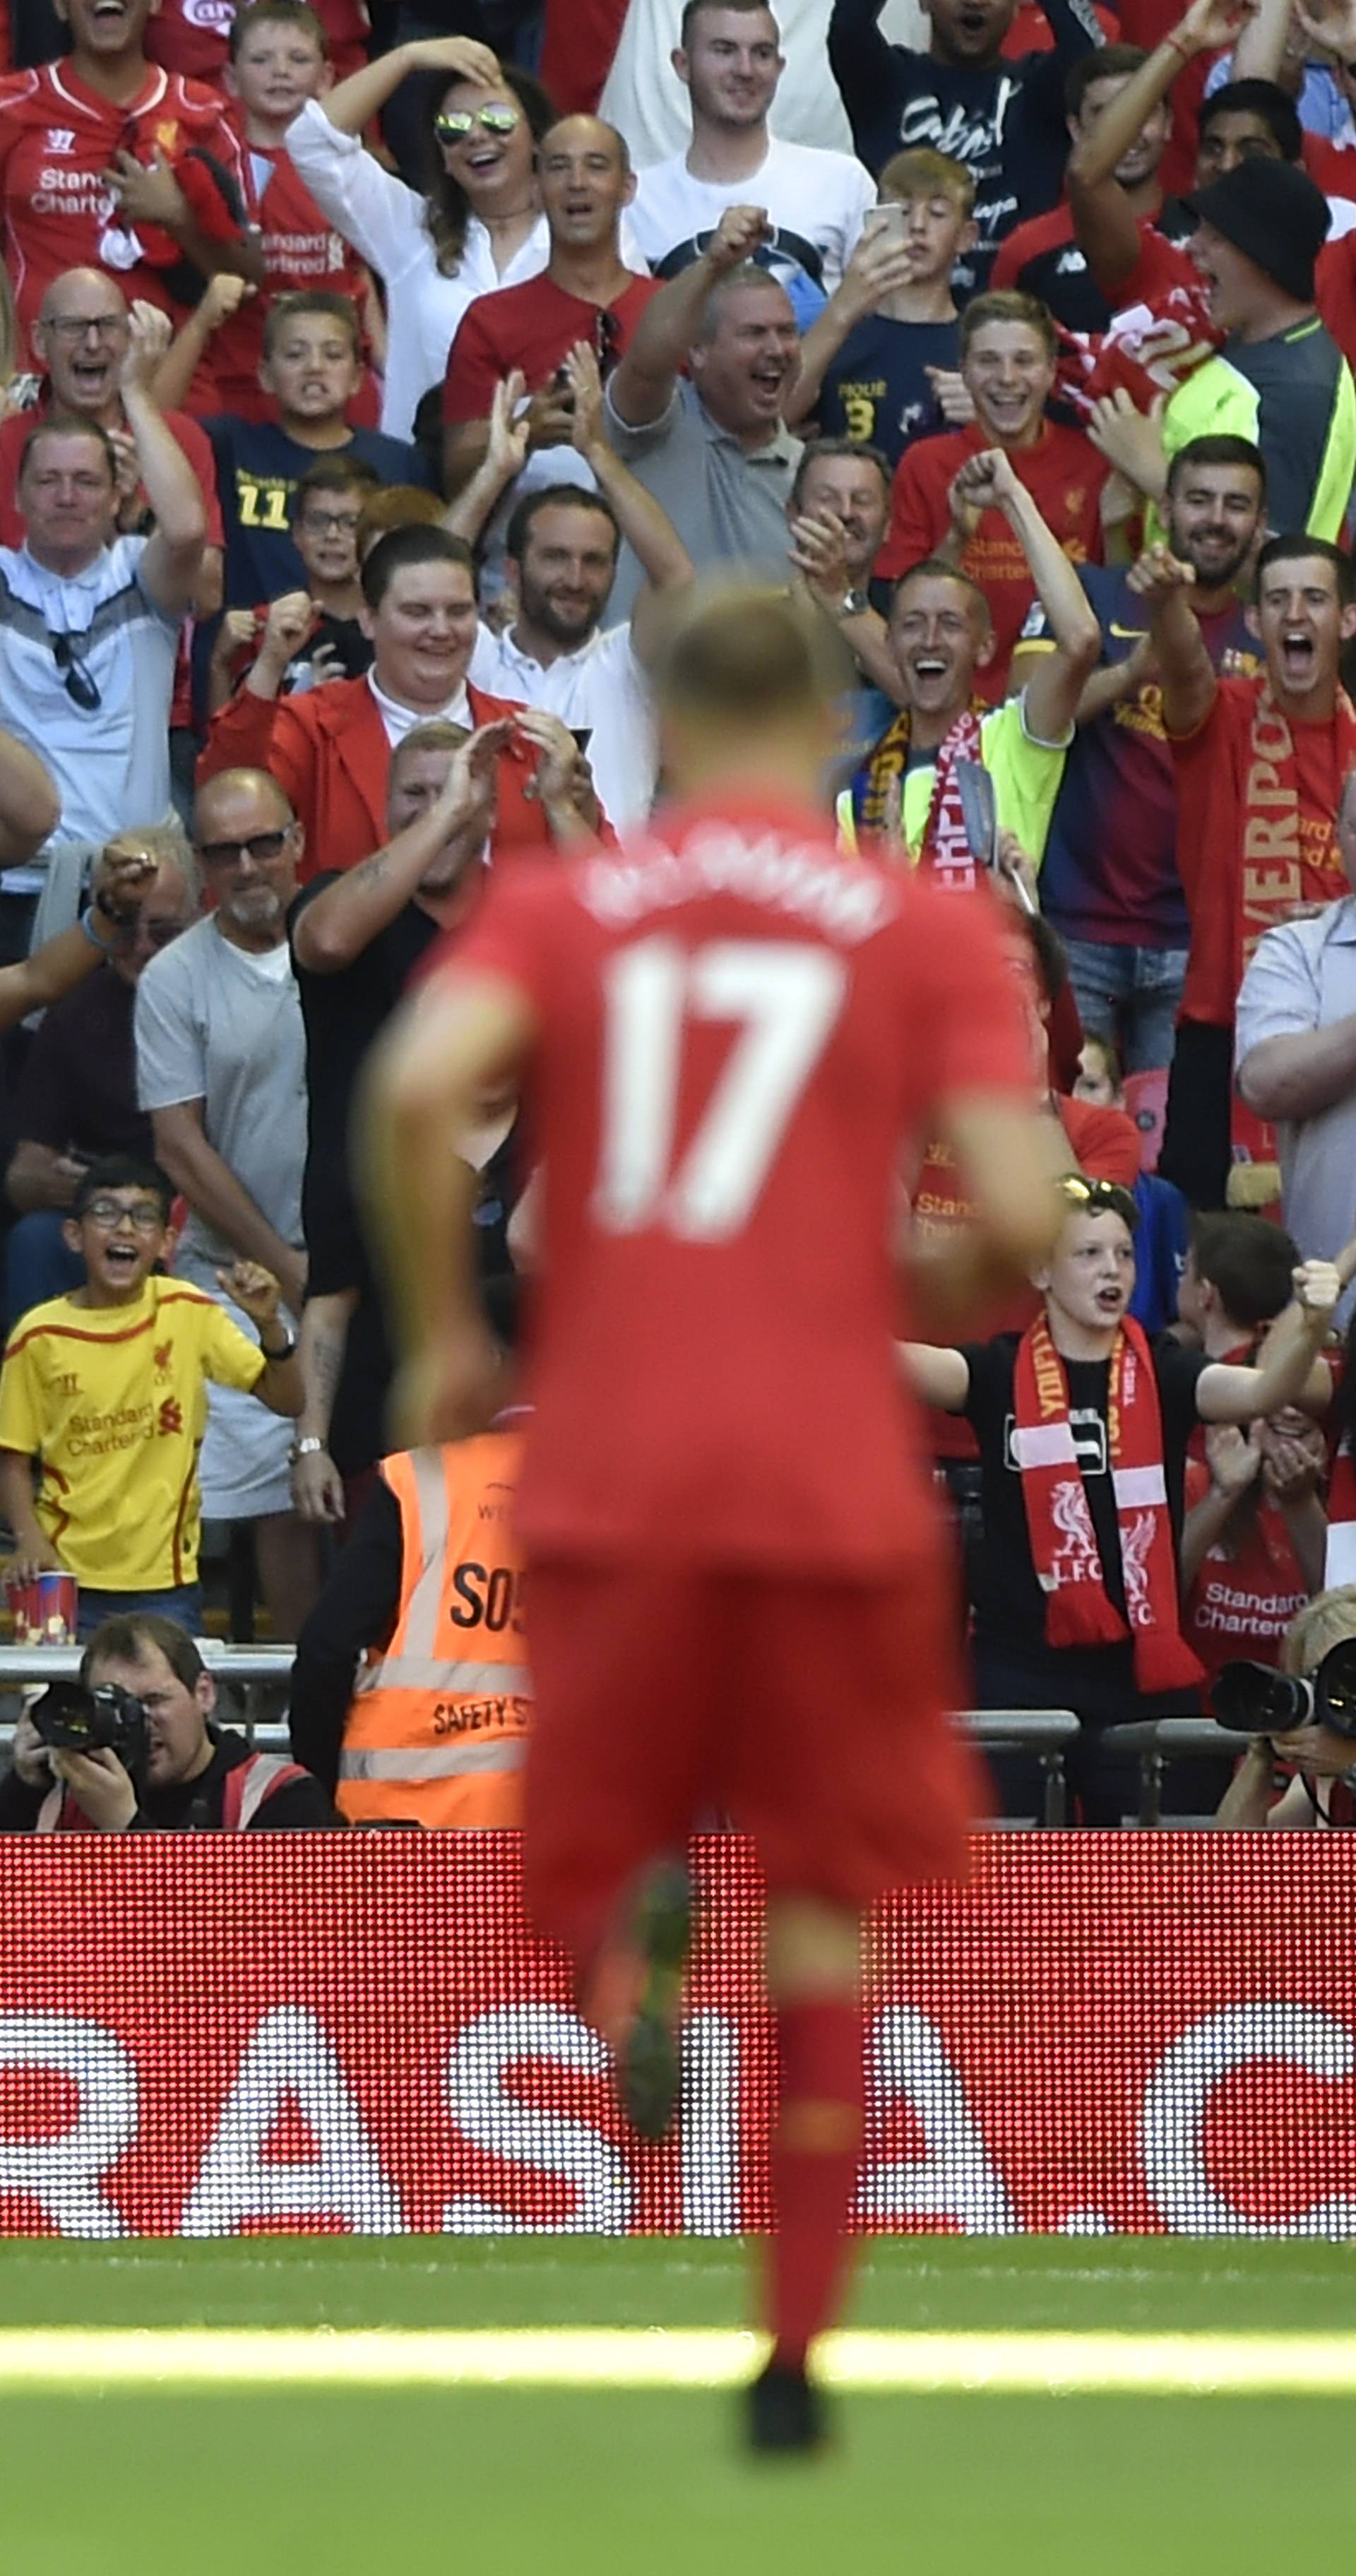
[6,1571,77,1644]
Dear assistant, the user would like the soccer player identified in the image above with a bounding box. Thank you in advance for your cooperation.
[359,580,1062,2451]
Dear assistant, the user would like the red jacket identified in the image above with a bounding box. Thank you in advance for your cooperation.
[196,676,545,880]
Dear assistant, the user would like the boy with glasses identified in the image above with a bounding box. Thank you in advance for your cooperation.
[207,454,377,713]
[0,1155,302,1640]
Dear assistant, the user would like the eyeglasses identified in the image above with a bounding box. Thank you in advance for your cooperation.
[298,509,363,537]
[434,104,521,142]
[195,828,292,869]
[593,307,621,377]
[52,633,101,712]
[42,313,128,343]
[81,1199,165,1232]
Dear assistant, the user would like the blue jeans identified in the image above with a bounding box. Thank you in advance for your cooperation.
[1059,938,1189,1076]
[76,1582,203,1645]
[5,1208,85,1333]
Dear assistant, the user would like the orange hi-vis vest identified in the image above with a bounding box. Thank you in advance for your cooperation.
[337,1436,530,1828]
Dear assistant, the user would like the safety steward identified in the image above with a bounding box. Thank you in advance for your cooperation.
[288,1431,530,1825]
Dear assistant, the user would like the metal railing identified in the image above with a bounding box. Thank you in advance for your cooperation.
[0,1650,1082,1826]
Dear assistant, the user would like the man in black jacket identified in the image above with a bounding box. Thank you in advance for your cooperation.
[0,1612,335,1828]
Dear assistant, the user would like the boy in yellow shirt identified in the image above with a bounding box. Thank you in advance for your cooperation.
[0,1157,303,1638]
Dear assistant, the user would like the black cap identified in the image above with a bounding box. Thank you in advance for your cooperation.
[1186,157,1331,306]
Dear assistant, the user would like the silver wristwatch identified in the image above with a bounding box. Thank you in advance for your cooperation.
[835,588,870,619]
[290,1435,327,1462]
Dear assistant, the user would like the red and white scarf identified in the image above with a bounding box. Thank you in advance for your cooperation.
[850,705,986,886]
[1013,1310,1203,1694]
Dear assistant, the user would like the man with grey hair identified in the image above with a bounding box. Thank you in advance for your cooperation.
[603,200,804,619]
[135,768,319,1638]
[1236,768,1356,1324]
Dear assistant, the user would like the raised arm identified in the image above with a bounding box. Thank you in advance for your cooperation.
[150,273,253,419]
[316,33,501,136]
[785,225,918,424]
[828,0,904,148]
[897,1342,973,1410]
[1126,542,1217,736]
[608,203,773,430]
[292,727,511,974]
[1196,1257,1341,1421]
[0,847,153,1027]
[1067,0,1251,287]
[565,342,694,661]
[952,449,1101,739]
[120,305,207,618]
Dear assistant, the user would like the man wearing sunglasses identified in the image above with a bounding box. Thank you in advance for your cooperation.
[0,299,206,953]
[136,767,321,1640]
[443,114,659,511]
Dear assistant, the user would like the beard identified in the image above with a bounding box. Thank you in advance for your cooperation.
[518,578,606,648]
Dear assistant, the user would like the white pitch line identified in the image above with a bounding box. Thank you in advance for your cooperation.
[3,2329,1356,2395]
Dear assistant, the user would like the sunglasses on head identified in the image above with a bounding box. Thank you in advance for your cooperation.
[1060,1174,1139,1227]
[434,104,521,142]
[52,633,100,712]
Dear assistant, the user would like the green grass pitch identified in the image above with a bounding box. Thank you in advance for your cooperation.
[3,2237,1356,2575]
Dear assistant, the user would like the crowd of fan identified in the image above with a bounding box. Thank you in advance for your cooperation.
[2,0,1356,1827]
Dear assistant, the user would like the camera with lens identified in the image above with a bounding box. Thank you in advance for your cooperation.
[1211,1637,1356,1740]
[27,1679,148,1782]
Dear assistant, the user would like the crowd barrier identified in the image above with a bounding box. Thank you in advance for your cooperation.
[1,1834,1354,2239]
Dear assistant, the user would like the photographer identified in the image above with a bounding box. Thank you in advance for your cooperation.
[0,1614,335,1831]
[1213,1589,1356,1828]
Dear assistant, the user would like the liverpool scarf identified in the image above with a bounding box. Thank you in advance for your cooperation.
[849,705,986,884]
[1239,681,1356,964]
[1012,1310,1203,1693]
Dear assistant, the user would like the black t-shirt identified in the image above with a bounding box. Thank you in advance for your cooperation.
[819,314,958,468]
[206,417,433,607]
[13,962,151,1162]
[828,0,1102,295]
[961,1330,1211,1702]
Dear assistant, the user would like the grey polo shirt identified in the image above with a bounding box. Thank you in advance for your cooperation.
[1235,897,1356,1319]
[603,377,802,621]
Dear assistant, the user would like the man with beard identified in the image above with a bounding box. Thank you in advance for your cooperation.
[1135,533,1356,1210]
[828,0,1102,297]
[1009,433,1266,1071]
[452,345,694,830]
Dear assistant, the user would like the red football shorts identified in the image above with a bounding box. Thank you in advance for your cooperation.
[521,1560,985,1959]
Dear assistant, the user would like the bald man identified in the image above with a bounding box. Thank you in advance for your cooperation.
[135,769,320,1638]
[0,270,223,621]
[442,115,660,501]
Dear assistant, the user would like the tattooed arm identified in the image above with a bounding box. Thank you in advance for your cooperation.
[291,1287,357,1524]
[290,724,511,974]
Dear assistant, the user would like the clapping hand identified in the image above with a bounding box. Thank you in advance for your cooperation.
[486,369,530,482]
[119,299,172,396]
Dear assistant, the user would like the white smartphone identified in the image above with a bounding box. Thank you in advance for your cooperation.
[864,201,908,242]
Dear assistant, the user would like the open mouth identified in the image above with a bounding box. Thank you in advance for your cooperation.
[89,0,129,26]
[956,4,990,33]
[103,1241,141,1279]
[1280,628,1317,679]
[1095,1286,1124,1313]
[465,147,504,174]
[911,654,950,681]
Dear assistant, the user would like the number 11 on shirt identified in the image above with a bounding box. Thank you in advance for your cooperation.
[593,937,848,1240]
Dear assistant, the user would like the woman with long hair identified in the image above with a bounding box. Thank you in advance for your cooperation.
[285,35,557,441]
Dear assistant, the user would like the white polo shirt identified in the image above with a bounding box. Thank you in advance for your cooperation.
[0,535,179,878]
[630,137,876,325]
[468,619,657,830]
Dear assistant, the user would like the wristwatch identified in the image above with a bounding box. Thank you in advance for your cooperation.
[834,588,871,619]
[261,1332,297,1365]
[290,1434,327,1462]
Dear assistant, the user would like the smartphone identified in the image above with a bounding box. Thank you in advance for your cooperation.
[865,201,908,243]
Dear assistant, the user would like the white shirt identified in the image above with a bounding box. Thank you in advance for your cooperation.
[600,0,924,160]
[468,619,656,829]
[367,672,471,749]
[285,101,554,440]
[630,137,875,326]
[0,535,179,876]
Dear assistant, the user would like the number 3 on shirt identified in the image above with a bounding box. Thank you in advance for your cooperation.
[594,936,846,1240]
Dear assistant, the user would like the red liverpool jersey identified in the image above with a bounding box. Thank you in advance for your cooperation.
[146,0,369,86]
[186,128,374,415]
[446,790,1034,1568]
[0,61,248,356]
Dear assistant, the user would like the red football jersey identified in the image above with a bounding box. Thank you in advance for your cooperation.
[0,62,248,356]
[444,271,660,424]
[879,419,1110,703]
[445,789,1034,1568]
[193,129,374,416]
[146,0,369,85]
